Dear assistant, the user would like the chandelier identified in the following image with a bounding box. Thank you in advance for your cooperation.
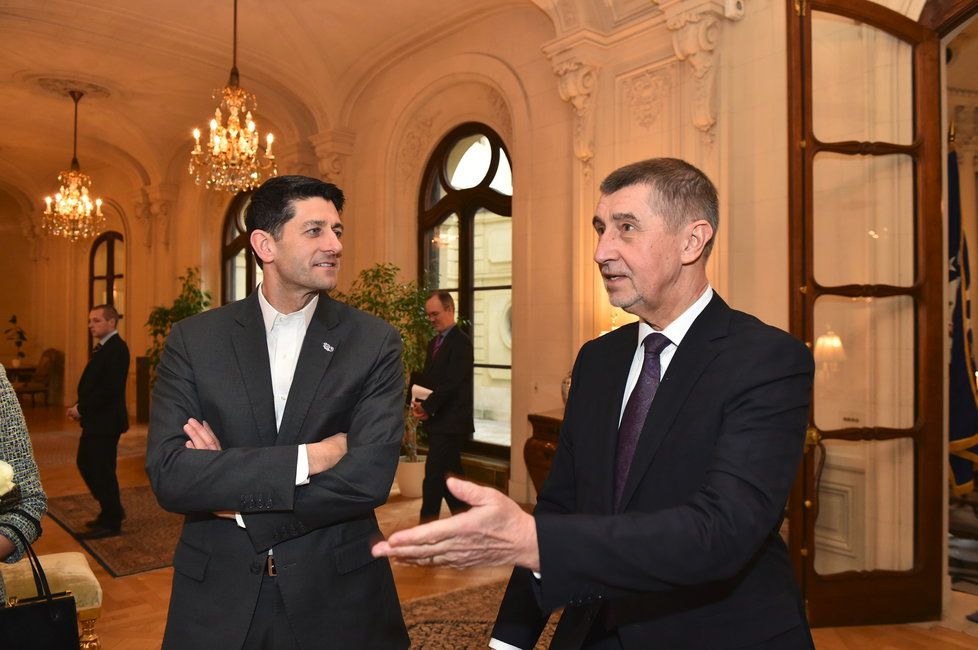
[189,0,276,193]
[42,90,105,242]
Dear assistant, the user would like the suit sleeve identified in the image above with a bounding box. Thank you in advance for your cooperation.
[146,322,299,518]
[420,332,471,417]
[491,347,587,648]
[239,324,405,551]
[532,334,813,612]
[77,341,128,414]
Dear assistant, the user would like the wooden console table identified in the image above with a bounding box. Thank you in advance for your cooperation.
[524,409,564,493]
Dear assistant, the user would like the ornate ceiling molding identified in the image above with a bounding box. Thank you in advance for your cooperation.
[657,0,744,142]
[310,129,356,186]
[136,183,177,250]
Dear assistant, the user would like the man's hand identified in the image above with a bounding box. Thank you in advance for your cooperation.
[371,477,539,571]
[66,404,80,421]
[307,434,348,475]
[411,401,430,421]
[184,418,221,450]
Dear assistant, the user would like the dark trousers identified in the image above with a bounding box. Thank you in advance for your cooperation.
[76,432,124,528]
[242,573,299,650]
[420,433,467,519]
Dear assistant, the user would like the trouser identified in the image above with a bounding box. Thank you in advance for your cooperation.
[420,433,467,519]
[241,567,299,650]
[76,431,124,527]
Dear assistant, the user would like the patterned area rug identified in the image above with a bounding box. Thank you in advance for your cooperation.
[45,485,182,577]
[402,581,558,649]
[30,429,146,469]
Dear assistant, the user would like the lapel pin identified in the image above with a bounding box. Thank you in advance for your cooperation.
[323,342,334,352]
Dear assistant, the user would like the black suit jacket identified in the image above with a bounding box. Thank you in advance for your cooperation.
[416,326,474,437]
[77,333,129,436]
[146,291,408,649]
[493,294,814,649]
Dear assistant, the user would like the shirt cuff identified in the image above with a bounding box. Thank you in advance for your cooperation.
[235,513,245,528]
[489,639,524,650]
[296,444,310,485]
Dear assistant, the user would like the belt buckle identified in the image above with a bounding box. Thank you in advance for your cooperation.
[266,555,277,577]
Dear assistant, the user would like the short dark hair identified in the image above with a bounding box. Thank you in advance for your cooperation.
[92,304,120,323]
[600,158,719,258]
[428,290,455,311]
[245,175,345,240]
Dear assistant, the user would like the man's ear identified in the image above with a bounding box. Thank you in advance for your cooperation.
[680,220,713,265]
[250,229,275,265]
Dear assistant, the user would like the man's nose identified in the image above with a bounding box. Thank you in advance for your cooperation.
[594,232,616,264]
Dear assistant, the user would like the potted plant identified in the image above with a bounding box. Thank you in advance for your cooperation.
[145,267,212,383]
[5,315,27,368]
[334,263,433,496]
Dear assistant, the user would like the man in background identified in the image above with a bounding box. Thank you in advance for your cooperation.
[413,291,474,522]
[375,158,815,649]
[68,304,130,539]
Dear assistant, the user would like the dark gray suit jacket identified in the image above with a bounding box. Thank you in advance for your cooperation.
[146,291,408,649]
[492,294,814,649]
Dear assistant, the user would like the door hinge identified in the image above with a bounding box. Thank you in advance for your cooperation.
[804,426,821,454]
[794,0,807,17]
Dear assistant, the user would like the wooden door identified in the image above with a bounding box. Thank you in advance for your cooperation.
[786,0,943,625]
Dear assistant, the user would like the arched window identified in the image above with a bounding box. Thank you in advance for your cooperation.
[88,230,125,348]
[419,123,513,449]
[221,191,262,304]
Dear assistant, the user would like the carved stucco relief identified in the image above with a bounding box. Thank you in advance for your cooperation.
[397,112,440,187]
[622,68,671,130]
[552,59,598,177]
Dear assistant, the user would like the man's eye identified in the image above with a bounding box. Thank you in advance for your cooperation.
[307,228,321,236]
[333,229,343,239]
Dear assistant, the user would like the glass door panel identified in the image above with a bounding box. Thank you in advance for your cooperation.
[811,11,913,145]
[425,213,460,288]
[812,295,914,430]
[813,153,915,286]
[813,437,915,574]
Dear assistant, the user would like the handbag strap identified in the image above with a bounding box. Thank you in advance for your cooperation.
[3,509,53,601]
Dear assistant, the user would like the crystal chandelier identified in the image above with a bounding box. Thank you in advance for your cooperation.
[43,90,105,242]
[189,0,276,193]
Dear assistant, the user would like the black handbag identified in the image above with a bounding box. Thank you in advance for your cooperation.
[0,519,79,649]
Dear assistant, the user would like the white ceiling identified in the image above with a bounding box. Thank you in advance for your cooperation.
[0,0,540,221]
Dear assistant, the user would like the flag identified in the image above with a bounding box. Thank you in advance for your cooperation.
[948,147,978,495]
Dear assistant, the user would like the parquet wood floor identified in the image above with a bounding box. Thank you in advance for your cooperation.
[18,405,978,649]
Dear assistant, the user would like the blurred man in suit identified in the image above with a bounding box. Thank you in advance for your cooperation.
[374,158,815,649]
[413,291,474,522]
[147,175,408,649]
[67,304,130,539]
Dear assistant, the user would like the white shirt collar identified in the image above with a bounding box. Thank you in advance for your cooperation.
[636,286,714,347]
[100,331,118,345]
[257,283,319,334]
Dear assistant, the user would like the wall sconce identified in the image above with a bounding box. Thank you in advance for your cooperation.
[814,326,847,372]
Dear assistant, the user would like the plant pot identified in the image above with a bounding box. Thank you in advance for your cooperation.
[395,455,426,498]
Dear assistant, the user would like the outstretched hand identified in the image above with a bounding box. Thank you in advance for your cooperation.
[371,477,539,572]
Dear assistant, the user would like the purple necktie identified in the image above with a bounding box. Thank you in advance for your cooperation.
[614,332,671,510]
[431,335,444,357]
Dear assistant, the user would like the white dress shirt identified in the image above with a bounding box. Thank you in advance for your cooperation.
[234,286,317,529]
[489,286,714,650]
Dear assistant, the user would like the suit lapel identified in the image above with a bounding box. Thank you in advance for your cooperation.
[230,292,278,447]
[277,295,343,444]
[618,294,731,510]
[598,324,642,512]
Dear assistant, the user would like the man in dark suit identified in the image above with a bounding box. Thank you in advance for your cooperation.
[146,176,408,649]
[374,158,815,649]
[67,304,130,539]
[413,290,474,522]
